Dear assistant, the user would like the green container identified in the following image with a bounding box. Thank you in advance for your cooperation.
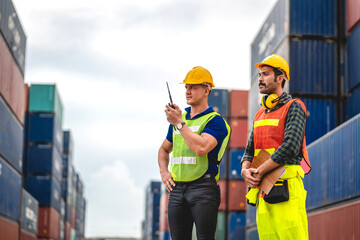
[215,211,226,240]
[72,186,77,208]
[29,84,63,127]
[70,229,76,240]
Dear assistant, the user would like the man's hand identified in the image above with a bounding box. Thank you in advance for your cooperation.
[160,169,176,192]
[165,104,182,126]
[241,168,261,188]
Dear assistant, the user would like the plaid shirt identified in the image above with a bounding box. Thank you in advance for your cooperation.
[241,93,306,165]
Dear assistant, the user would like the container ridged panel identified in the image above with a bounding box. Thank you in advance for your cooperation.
[208,89,229,117]
[304,114,360,210]
[289,39,337,95]
[346,86,360,120]
[228,212,246,240]
[347,24,360,92]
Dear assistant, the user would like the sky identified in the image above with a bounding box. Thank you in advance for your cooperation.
[14,0,277,237]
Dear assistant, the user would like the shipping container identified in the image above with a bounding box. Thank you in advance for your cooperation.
[229,118,248,149]
[230,90,248,118]
[215,211,226,240]
[65,221,71,240]
[346,0,360,33]
[20,230,37,240]
[70,228,76,240]
[27,112,63,154]
[76,174,84,196]
[302,98,337,144]
[346,85,360,120]
[37,207,60,239]
[208,89,229,117]
[25,175,61,213]
[63,131,73,156]
[248,80,262,131]
[62,176,73,200]
[0,33,26,125]
[145,181,161,239]
[218,180,227,211]
[71,207,76,228]
[308,199,360,239]
[304,113,360,210]
[0,156,21,220]
[0,0,27,73]
[229,149,245,180]
[228,212,246,240]
[159,231,171,240]
[246,226,259,240]
[0,215,19,240]
[21,189,38,235]
[346,23,360,92]
[26,144,62,182]
[228,180,247,211]
[60,220,65,240]
[28,84,63,127]
[219,150,227,179]
[65,201,72,223]
[251,0,337,80]
[0,95,23,173]
[75,196,86,238]
[246,203,257,227]
[63,154,72,177]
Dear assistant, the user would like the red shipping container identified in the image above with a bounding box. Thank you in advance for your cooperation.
[218,180,227,211]
[159,193,169,232]
[0,33,25,125]
[20,230,37,240]
[228,180,247,211]
[0,215,19,240]
[24,83,29,112]
[346,0,360,33]
[230,90,248,118]
[37,207,60,239]
[308,200,360,240]
[230,118,248,148]
[71,207,76,228]
[65,221,71,240]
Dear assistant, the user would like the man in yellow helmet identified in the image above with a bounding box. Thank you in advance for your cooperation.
[241,54,311,239]
[158,66,231,240]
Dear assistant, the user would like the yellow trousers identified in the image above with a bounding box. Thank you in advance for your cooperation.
[256,168,308,240]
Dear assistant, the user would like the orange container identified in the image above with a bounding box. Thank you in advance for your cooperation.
[218,180,227,211]
[37,207,60,239]
[20,230,37,240]
[159,193,169,232]
[0,33,25,125]
[229,118,249,148]
[228,180,247,211]
[65,221,71,240]
[0,215,19,240]
[308,200,360,239]
[71,207,76,228]
[230,90,248,118]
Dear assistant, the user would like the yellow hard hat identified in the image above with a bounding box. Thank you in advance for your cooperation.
[255,54,290,80]
[182,66,215,87]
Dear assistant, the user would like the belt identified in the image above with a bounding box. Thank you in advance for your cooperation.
[175,174,216,185]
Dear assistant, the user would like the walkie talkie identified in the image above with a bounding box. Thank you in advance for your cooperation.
[166,82,175,109]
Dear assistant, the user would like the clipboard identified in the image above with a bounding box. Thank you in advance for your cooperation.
[251,148,285,194]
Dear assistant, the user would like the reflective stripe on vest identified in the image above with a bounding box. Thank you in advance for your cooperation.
[171,111,230,182]
[253,99,311,173]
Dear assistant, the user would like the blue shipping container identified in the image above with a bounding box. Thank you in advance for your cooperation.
[62,154,71,177]
[0,157,21,220]
[219,150,227,179]
[61,176,73,199]
[229,149,245,180]
[25,175,61,213]
[302,98,336,144]
[26,144,62,182]
[246,204,257,227]
[346,24,360,92]
[247,226,259,240]
[145,181,161,238]
[303,113,360,210]
[27,113,63,154]
[63,130,73,156]
[0,0,27,74]
[159,231,171,240]
[21,189,38,234]
[346,86,360,120]
[0,96,23,173]
[208,89,229,117]
[251,0,337,79]
[228,212,246,240]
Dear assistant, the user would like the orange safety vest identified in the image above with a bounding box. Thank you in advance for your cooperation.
[253,99,311,174]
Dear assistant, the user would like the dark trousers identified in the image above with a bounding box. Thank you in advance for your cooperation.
[168,178,221,240]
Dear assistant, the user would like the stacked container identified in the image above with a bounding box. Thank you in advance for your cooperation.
[0,0,27,237]
[143,181,161,240]
[209,89,248,240]
[250,0,339,145]
[303,113,360,239]
[159,185,170,240]
[23,84,64,240]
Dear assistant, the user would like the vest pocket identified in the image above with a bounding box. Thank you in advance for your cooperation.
[263,179,289,204]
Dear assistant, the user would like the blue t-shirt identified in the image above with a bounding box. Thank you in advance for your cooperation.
[166,107,229,175]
